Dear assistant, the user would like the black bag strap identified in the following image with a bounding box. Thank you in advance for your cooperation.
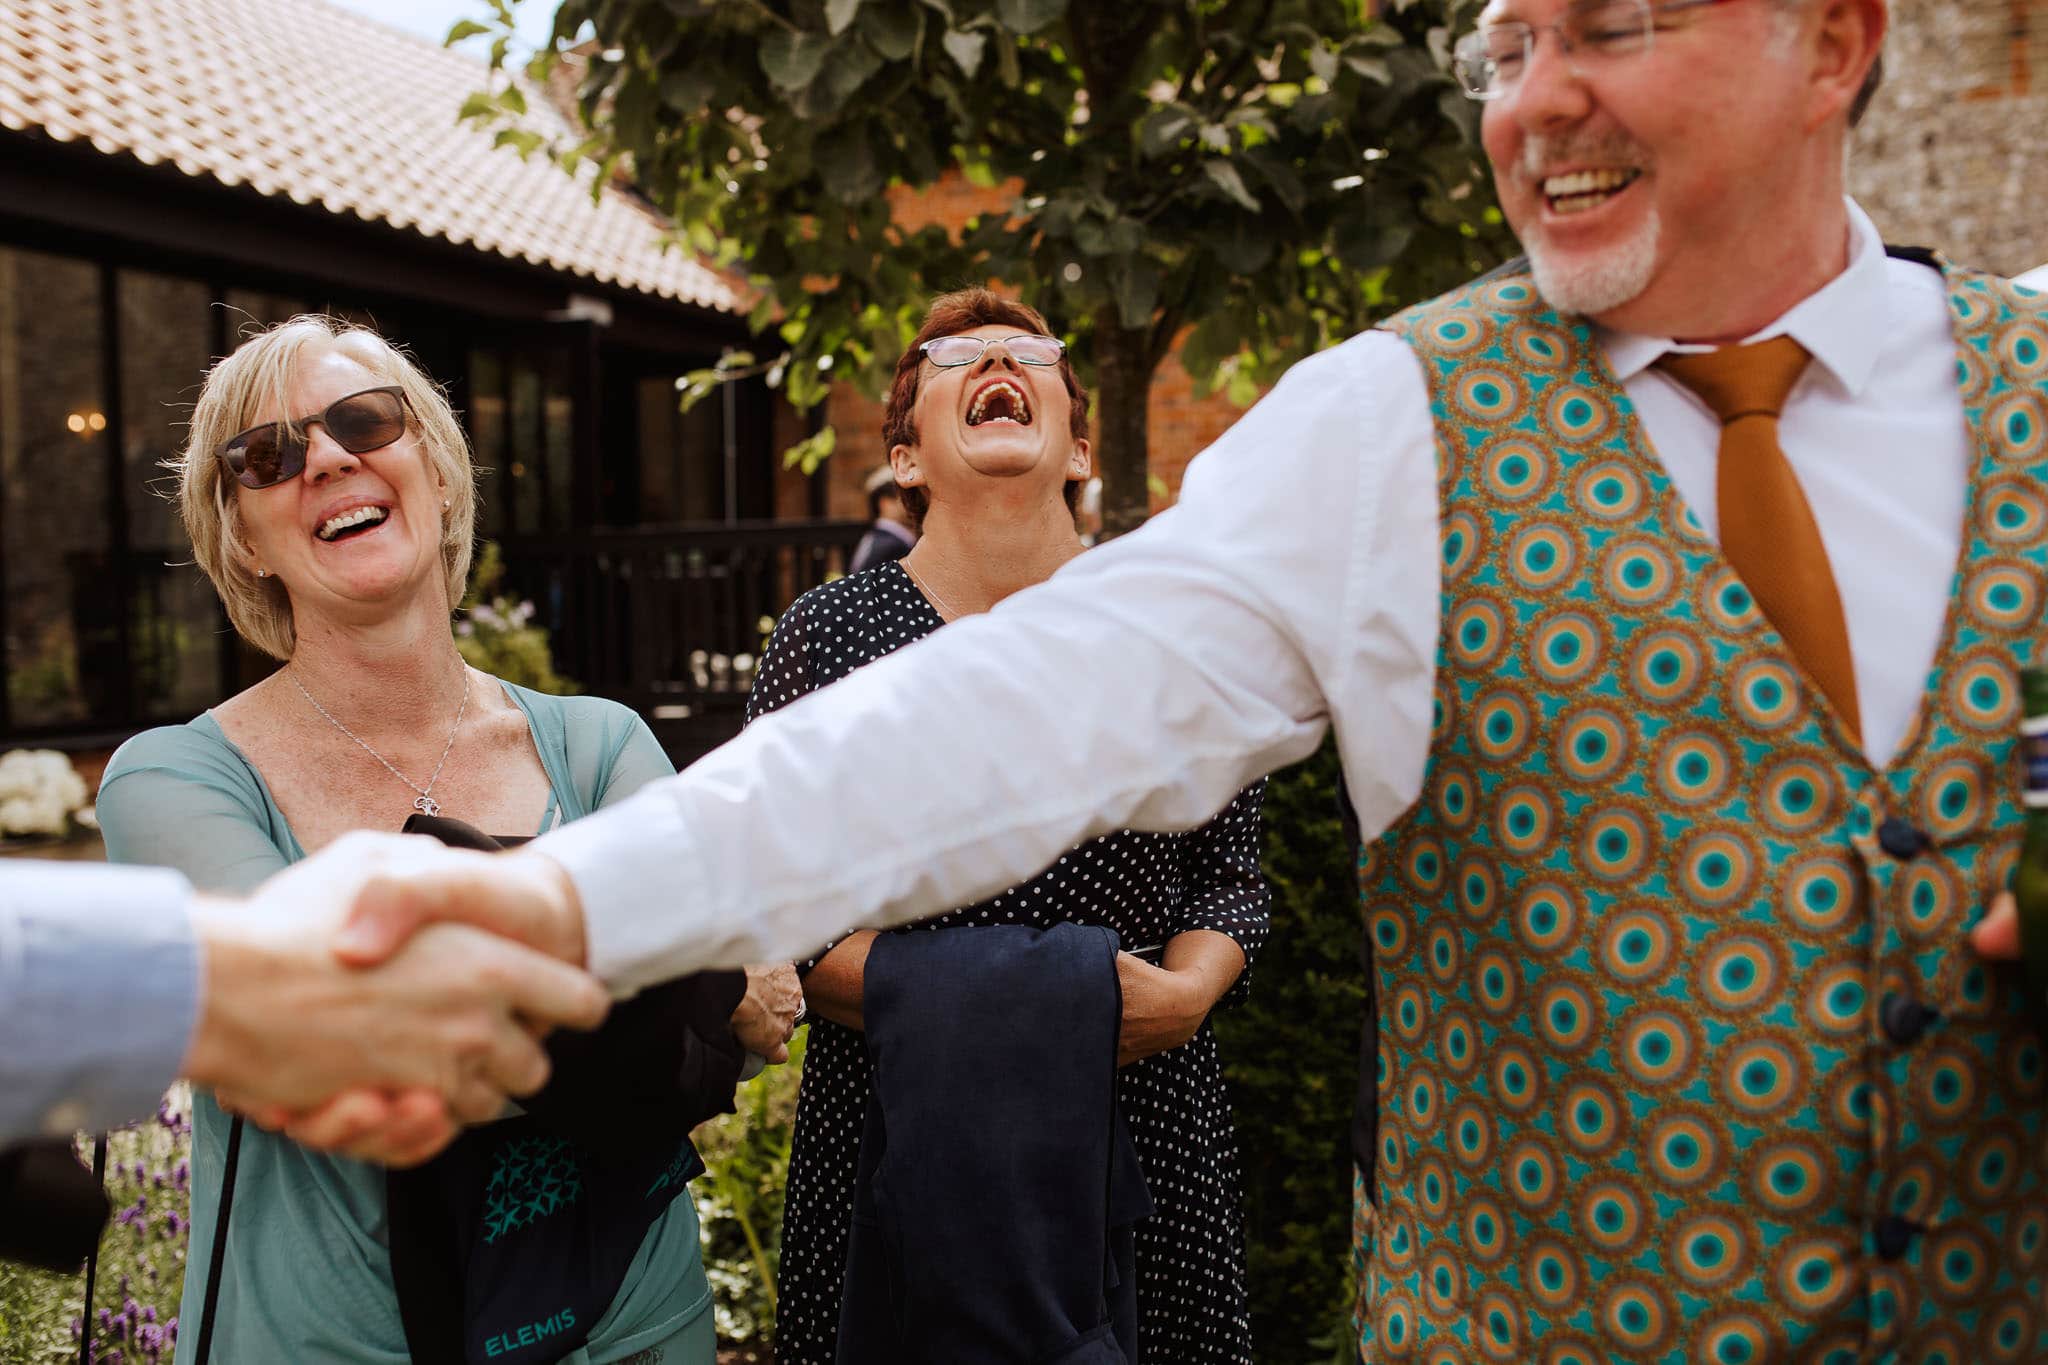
[75,1134,108,1365]
[188,1114,246,1365]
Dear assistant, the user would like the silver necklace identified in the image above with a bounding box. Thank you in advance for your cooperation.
[900,558,964,619]
[289,668,470,817]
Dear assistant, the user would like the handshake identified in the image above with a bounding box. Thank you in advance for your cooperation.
[182,832,637,1166]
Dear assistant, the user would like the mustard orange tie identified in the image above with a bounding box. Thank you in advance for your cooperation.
[1657,337,1862,743]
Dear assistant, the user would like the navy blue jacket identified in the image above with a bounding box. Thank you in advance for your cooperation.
[835,923,1153,1365]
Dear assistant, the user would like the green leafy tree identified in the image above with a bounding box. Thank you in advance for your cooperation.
[463,0,1513,534]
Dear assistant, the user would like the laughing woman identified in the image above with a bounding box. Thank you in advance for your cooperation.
[96,317,797,1365]
[755,289,1270,1365]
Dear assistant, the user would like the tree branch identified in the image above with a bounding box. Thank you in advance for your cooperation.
[740,0,798,35]
[1148,302,1186,371]
[1205,0,1276,105]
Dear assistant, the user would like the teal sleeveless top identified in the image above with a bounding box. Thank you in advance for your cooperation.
[98,682,713,1364]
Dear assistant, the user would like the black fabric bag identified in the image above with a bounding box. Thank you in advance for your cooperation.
[384,813,747,1365]
[0,1138,107,1272]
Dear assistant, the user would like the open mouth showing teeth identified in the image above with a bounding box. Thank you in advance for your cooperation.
[967,379,1033,427]
[1543,167,1641,216]
[316,506,390,542]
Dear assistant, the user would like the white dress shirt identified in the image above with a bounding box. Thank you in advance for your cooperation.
[539,200,1974,995]
[0,861,196,1141]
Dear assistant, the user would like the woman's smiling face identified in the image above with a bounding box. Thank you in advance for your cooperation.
[233,343,448,623]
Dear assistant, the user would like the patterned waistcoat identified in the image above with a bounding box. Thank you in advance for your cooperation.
[1351,263,2048,1365]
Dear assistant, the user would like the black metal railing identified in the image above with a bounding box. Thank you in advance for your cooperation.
[496,519,867,733]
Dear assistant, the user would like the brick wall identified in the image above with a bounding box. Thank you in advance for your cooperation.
[1850,0,2048,275]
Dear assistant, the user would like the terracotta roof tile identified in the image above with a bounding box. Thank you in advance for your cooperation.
[0,0,746,315]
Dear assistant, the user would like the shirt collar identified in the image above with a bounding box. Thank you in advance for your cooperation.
[1600,199,1890,396]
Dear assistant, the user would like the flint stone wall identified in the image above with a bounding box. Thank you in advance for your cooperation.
[1852,0,2048,276]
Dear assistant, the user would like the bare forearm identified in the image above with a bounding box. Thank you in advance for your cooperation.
[1162,928,1246,1012]
[804,930,877,1031]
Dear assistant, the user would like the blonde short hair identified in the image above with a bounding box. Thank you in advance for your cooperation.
[176,316,477,660]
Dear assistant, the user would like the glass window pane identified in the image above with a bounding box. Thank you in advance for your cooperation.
[637,377,678,520]
[468,350,507,538]
[637,375,724,522]
[542,353,572,531]
[120,269,224,721]
[223,289,308,344]
[0,248,109,727]
[509,358,542,534]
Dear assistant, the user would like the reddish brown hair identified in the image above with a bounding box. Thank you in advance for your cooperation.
[881,288,1090,524]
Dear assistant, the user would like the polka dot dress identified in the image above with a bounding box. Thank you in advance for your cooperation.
[751,563,1268,1365]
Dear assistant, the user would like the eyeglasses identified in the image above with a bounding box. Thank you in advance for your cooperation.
[1453,0,1740,101]
[219,386,410,490]
[918,334,1067,368]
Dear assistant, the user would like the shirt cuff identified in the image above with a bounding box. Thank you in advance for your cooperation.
[532,786,716,999]
[7,865,197,1136]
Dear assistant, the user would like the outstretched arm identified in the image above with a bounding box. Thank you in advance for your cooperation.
[1,862,203,1143]
[522,346,1372,991]
[338,334,1436,994]
[0,841,606,1161]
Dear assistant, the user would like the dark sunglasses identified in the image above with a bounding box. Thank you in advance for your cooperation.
[219,386,410,490]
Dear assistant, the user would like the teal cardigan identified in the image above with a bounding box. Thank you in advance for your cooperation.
[97,682,713,1364]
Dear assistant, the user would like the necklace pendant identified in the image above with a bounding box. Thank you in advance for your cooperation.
[414,794,441,817]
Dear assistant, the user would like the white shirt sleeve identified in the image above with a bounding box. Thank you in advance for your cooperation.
[0,861,198,1141]
[538,330,1442,995]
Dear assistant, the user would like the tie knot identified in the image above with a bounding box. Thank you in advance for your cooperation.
[1657,336,1813,425]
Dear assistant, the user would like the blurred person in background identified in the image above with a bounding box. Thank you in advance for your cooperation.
[845,462,918,575]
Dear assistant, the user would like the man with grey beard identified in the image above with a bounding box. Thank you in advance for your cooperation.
[310,0,2048,1358]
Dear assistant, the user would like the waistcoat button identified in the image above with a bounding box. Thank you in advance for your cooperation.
[1875,1215,1924,1260]
[1878,818,1929,860]
[1880,993,1939,1046]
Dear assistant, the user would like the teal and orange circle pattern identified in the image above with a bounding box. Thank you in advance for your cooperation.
[1357,269,2048,1363]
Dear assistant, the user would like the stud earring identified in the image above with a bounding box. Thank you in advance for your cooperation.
[443,498,451,510]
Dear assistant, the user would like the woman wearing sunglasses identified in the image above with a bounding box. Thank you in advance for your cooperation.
[756,290,1270,1365]
[95,316,799,1365]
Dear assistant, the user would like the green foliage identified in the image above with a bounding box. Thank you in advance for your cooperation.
[456,542,579,695]
[692,1031,806,1345]
[4,621,80,720]
[463,0,1516,532]
[1213,738,1367,1365]
[0,1097,192,1365]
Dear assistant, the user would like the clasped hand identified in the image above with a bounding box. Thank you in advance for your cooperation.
[1115,952,1215,1067]
[731,962,804,1063]
[187,832,603,1166]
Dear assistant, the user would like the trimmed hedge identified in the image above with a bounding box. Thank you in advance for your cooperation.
[1214,739,1367,1365]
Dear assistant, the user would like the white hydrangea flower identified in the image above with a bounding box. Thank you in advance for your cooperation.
[0,749,90,835]
[0,793,66,837]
